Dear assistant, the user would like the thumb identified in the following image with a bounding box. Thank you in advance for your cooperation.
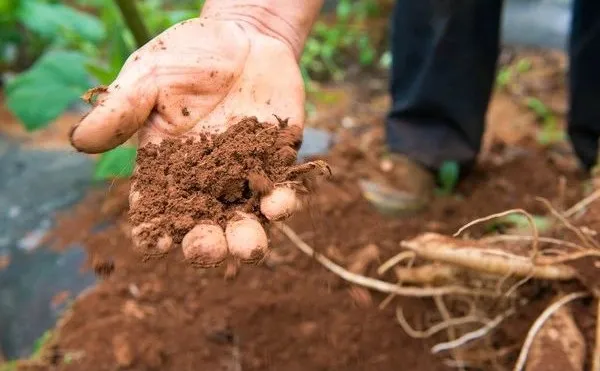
[70,63,158,154]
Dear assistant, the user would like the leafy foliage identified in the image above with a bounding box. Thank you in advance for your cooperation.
[93,146,137,180]
[526,97,565,145]
[17,1,105,43]
[5,50,90,130]
[301,0,379,83]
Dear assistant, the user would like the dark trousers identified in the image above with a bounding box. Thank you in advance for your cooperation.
[387,0,600,172]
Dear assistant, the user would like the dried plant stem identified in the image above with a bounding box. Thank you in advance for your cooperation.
[512,292,590,371]
[276,223,492,297]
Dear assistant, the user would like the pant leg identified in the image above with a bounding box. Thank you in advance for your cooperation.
[387,0,504,171]
[568,0,600,170]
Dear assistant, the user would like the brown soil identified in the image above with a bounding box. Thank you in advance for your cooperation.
[129,116,310,263]
[18,127,598,371]
[10,49,600,371]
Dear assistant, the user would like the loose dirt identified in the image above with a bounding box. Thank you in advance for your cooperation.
[129,116,327,264]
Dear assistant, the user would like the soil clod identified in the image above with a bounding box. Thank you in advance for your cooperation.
[130,117,327,264]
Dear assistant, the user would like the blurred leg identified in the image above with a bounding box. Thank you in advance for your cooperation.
[387,0,504,171]
[568,0,600,170]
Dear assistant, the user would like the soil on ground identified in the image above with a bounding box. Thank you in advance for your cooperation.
[7,49,600,371]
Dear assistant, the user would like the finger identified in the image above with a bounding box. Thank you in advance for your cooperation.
[131,220,174,257]
[260,186,302,221]
[225,213,268,263]
[181,223,228,268]
[70,61,158,154]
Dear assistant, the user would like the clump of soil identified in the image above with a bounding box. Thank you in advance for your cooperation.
[129,116,328,259]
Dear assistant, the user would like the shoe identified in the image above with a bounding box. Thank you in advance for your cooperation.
[357,153,435,216]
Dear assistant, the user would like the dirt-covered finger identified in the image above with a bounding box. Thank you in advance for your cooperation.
[70,64,157,154]
[181,223,228,267]
[225,213,269,263]
[260,186,302,221]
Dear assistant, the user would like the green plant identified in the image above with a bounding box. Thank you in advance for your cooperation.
[3,0,201,180]
[301,0,379,83]
[435,160,459,196]
[526,97,565,145]
[485,214,552,234]
[495,57,532,89]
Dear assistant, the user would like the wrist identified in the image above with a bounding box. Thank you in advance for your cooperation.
[200,0,323,59]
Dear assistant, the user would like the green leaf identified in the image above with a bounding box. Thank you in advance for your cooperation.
[496,67,512,88]
[486,214,552,234]
[32,330,52,358]
[18,1,105,42]
[436,161,459,195]
[85,63,115,85]
[5,50,91,131]
[94,146,137,180]
[516,58,532,73]
[537,128,566,145]
[336,0,352,22]
[526,97,550,119]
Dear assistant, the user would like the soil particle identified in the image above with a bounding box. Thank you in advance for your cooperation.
[129,117,306,258]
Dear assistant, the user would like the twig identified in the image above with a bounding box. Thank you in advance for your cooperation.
[564,189,600,218]
[432,308,516,354]
[114,0,152,47]
[594,299,600,371]
[396,306,484,339]
[512,291,590,371]
[453,209,539,259]
[537,197,600,249]
[276,223,493,297]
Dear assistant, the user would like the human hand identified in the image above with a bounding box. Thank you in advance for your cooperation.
[70,17,306,266]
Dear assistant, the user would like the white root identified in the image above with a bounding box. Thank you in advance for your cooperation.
[377,251,416,276]
[513,292,590,371]
[431,307,516,354]
[481,234,586,252]
[401,233,577,281]
[276,223,495,297]
[453,209,539,258]
[396,306,485,339]
[564,188,600,218]
[537,197,600,250]
[394,264,458,284]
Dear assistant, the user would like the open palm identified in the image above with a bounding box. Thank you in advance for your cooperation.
[70,18,305,266]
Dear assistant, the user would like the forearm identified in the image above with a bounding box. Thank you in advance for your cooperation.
[200,0,324,59]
